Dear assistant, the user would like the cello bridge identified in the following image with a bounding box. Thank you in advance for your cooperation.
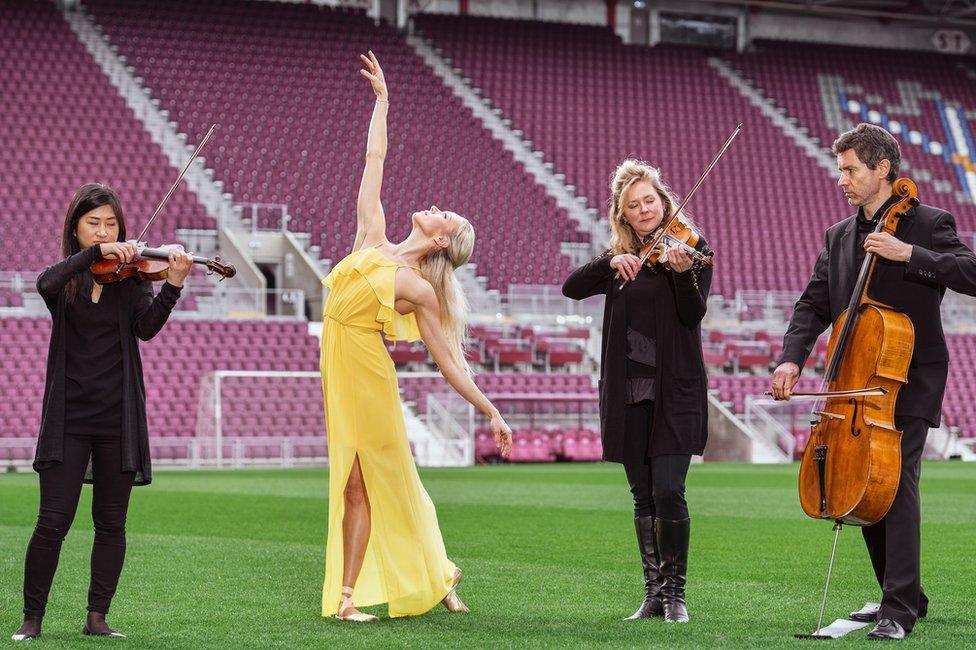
[812,410,845,421]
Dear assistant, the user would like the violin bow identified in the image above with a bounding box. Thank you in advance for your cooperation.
[115,124,217,274]
[136,124,218,244]
[619,123,742,289]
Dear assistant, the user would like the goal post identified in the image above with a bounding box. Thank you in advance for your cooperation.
[191,370,327,468]
[189,370,476,468]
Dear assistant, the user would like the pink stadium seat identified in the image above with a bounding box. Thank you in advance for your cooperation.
[6,4,976,466]
[474,428,497,463]
[0,0,210,272]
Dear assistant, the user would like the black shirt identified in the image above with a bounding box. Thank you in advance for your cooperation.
[64,283,123,435]
[562,242,713,461]
[624,265,665,403]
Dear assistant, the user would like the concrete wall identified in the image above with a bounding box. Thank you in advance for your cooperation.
[421,0,607,24]
[412,0,976,56]
[748,11,973,55]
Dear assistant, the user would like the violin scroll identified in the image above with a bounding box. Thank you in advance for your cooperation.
[205,256,237,280]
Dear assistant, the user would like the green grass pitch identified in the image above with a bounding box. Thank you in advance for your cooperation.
[1,462,974,648]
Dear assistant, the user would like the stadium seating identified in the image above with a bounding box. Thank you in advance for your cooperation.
[82,0,584,290]
[0,0,210,273]
[944,334,976,435]
[0,316,320,463]
[400,371,593,405]
[476,426,602,464]
[402,372,598,463]
[386,322,589,371]
[723,40,976,231]
[413,13,847,297]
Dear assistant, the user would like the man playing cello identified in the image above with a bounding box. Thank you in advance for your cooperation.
[770,123,976,640]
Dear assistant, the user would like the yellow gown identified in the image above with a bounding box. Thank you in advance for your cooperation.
[319,245,457,618]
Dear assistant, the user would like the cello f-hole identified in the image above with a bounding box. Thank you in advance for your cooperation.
[814,444,828,515]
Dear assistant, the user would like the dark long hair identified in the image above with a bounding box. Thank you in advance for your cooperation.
[61,183,126,303]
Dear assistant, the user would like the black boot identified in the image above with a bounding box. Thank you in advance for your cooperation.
[625,516,664,620]
[656,517,690,623]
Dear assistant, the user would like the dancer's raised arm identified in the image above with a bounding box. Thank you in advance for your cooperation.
[353,50,390,252]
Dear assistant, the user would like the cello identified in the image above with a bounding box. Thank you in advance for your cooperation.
[788,178,919,637]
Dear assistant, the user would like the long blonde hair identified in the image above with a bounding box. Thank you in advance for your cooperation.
[607,160,687,256]
[419,218,475,374]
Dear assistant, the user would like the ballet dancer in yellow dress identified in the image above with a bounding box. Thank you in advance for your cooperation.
[320,51,514,622]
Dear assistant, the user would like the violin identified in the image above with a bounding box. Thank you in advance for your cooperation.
[90,124,235,285]
[638,215,714,270]
[91,242,235,285]
[618,124,740,289]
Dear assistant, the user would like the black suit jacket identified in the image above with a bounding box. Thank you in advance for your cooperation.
[780,202,976,426]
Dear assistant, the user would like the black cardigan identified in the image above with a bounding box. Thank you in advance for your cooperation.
[563,243,712,461]
[34,245,182,485]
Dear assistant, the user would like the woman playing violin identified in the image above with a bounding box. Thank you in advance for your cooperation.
[562,160,712,624]
[12,183,192,642]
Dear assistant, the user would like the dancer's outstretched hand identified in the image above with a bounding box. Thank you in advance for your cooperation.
[491,413,513,459]
[359,50,388,100]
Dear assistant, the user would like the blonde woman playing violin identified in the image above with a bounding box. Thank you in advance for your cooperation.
[563,160,712,624]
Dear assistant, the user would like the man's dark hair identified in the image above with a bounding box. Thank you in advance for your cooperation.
[832,123,901,182]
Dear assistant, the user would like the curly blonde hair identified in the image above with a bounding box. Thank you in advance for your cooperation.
[607,160,688,256]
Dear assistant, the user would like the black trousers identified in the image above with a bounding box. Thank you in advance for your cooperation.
[23,433,135,617]
[861,416,930,632]
[621,400,692,520]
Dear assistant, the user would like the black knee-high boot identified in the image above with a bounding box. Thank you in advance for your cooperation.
[655,517,690,623]
[625,516,664,619]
